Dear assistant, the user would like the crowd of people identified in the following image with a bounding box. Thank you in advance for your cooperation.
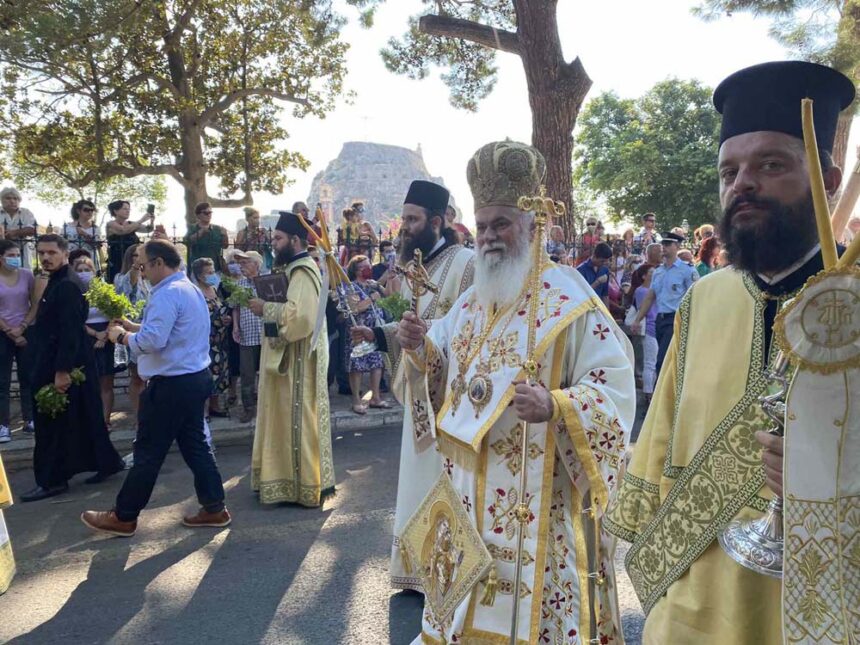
[0,57,858,645]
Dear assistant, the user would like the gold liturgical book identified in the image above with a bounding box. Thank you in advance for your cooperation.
[400,472,493,626]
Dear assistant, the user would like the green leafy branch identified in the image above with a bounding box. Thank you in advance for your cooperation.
[35,367,85,419]
[222,277,255,308]
[85,277,144,321]
[376,293,411,322]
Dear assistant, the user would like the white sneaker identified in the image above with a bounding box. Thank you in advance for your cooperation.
[0,425,11,443]
[23,421,34,434]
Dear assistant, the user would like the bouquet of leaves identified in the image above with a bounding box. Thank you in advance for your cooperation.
[223,277,255,308]
[85,277,144,320]
[377,293,411,322]
[35,367,86,419]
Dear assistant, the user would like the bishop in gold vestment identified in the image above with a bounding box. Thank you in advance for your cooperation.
[399,141,636,644]
[251,212,334,507]
[605,61,857,644]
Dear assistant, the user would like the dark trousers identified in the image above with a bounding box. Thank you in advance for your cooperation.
[0,333,32,425]
[239,344,261,410]
[115,369,225,521]
[629,334,644,382]
[655,313,676,378]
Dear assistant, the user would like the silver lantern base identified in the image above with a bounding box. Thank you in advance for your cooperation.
[718,497,783,578]
[350,340,378,360]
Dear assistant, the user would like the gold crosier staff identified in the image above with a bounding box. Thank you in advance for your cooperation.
[508,187,565,645]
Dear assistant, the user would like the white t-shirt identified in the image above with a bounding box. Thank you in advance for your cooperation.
[0,207,37,268]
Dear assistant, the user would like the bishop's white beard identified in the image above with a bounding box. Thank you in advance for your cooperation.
[473,235,532,310]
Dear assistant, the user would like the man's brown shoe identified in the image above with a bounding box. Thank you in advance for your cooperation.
[182,508,232,528]
[81,510,137,537]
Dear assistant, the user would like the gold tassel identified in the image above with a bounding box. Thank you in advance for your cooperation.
[437,430,478,472]
[479,563,498,606]
[400,542,412,575]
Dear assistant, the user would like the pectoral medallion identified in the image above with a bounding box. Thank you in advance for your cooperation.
[467,363,493,418]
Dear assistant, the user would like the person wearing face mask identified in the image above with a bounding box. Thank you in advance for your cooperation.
[220,251,244,407]
[191,258,232,421]
[0,240,38,442]
[75,256,120,430]
[342,254,386,415]
[20,235,123,502]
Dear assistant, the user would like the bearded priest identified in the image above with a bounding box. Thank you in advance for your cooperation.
[397,141,636,644]
[352,179,474,592]
[604,61,855,644]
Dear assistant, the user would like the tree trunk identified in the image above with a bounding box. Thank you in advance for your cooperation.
[832,108,853,171]
[515,0,591,241]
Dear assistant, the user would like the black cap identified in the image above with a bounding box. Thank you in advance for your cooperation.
[714,61,855,151]
[661,231,685,244]
[404,180,450,212]
[276,211,309,239]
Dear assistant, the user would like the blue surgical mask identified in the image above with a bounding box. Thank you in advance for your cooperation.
[5,257,20,269]
[227,262,242,276]
[77,271,94,285]
[204,274,221,288]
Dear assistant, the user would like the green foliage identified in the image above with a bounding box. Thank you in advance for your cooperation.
[381,1,516,111]
[692,1,859,83]
[85,277,144,320]
[0,0,377,207]
[574,78,722,230]
[35,367,86,419]
[222,276,254,308]
[376,292,410,322]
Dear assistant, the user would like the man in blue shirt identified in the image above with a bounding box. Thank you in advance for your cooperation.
[630,231,698,374]
[576,241,613,304]
[81,239,230,537]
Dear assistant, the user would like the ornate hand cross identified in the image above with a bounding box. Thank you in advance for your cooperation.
[396,249,439,314]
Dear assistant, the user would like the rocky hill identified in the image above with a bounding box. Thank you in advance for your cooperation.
[307,142,450,227]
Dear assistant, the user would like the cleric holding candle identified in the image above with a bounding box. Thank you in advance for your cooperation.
[605,61,854,644]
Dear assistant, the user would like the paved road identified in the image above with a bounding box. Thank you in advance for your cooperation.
[1,426,644,644]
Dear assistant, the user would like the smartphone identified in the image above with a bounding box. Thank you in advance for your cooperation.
[146,203,155,215]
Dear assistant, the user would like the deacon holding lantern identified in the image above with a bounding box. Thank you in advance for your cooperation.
[605,61,856,644]
[396,140,635,644]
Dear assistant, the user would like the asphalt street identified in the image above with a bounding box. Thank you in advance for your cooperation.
[0,425,644,644]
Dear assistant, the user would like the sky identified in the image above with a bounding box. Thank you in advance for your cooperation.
[27,0,859,233]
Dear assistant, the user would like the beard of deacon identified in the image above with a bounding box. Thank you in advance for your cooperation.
[275,243,294,267]
[474,215,532,310]
[400,215,439,265]
[718,191,818,276]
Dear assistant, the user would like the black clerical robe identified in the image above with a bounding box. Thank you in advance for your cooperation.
[30,265,121,487]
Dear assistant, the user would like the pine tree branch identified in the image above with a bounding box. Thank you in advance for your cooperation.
[418,14,521,55]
